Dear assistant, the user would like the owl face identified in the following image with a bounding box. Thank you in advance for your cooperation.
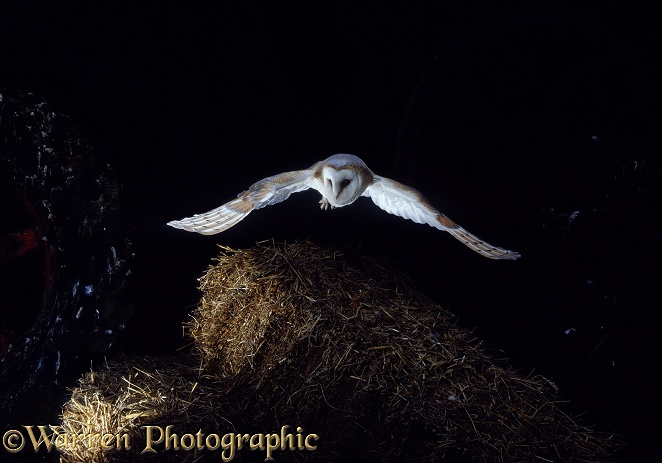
[320,167,363,207]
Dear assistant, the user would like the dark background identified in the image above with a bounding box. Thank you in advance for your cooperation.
[1,2,660,461]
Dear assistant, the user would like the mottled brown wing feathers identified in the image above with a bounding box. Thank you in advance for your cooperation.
[167,169,314,235]
[442,216,520,260]
[364,175,520,260]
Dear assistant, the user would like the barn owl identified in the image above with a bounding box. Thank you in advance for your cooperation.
[168,153,520,260]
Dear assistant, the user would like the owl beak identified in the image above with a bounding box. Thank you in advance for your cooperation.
[333,182,341,199]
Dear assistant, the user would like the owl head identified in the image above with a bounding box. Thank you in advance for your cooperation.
[318,154,373,207]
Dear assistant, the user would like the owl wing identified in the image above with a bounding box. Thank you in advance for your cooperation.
[363,175,520,260]
[167,169,315,235]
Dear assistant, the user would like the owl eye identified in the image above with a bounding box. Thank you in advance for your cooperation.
[341,179,351,186]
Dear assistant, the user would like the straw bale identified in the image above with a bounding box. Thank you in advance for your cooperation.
[58,356,235,463]
[187,240,613,462]
[59,240,613,462]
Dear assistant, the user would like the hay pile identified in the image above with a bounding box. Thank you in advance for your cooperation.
[59,240,613,462]
[58,356,236,463]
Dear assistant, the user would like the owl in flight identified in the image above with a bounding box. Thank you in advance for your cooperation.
[168,153,520,260]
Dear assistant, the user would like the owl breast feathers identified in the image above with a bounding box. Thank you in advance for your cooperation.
[168,153,520,260]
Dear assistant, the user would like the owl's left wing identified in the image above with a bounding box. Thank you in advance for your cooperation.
[363,175,520,260]
[167,169,314,235]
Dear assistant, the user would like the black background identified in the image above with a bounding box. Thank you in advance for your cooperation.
[1,2,661,461]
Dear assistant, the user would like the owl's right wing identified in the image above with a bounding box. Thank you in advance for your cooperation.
[167,169,315,235]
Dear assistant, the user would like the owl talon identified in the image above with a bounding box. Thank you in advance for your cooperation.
[319,198,333,210]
